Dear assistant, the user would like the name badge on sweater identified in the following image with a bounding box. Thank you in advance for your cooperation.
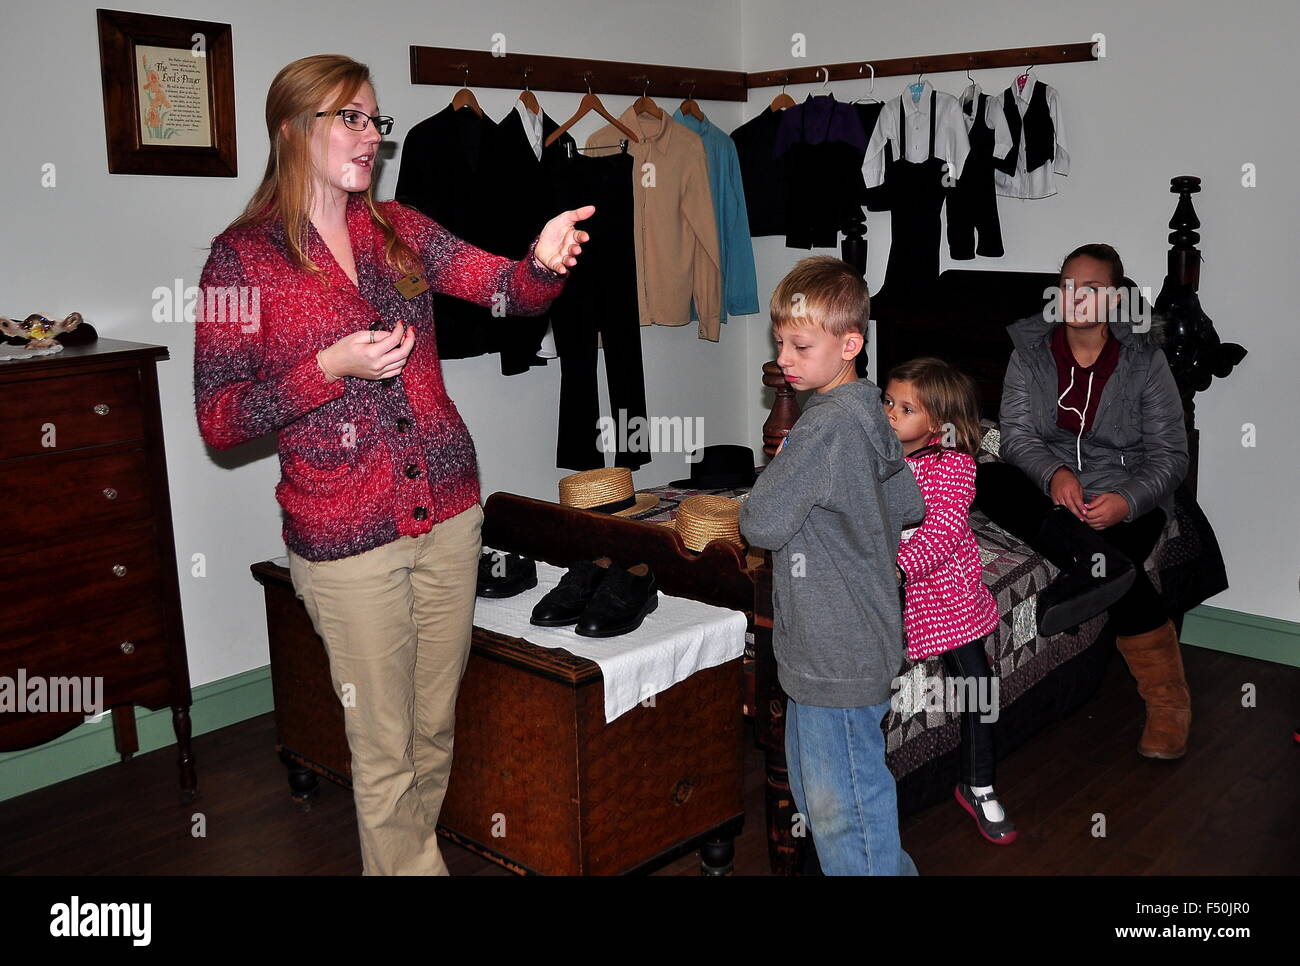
[394,272,430,300]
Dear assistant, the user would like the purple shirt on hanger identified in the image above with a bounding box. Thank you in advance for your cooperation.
[772,94,868,158]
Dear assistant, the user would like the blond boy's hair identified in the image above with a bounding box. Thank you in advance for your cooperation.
[769,256,870,339]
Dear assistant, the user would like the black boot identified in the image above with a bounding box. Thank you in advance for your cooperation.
[1033,505,1135,637]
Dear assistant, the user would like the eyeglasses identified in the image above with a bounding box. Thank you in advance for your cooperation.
[314,109,394,135]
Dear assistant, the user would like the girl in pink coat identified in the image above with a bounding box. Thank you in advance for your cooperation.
[883,357,1014,845]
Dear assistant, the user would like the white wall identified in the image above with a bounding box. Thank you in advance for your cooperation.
[3,0,1293,696]
[740,0,1300,625]
[2,0,746,688]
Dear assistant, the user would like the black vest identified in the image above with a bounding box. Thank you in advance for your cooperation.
[993,81,1054,176]
[964,91,993,157]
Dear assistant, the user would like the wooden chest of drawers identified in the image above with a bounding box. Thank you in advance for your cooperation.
[0,338,195,801]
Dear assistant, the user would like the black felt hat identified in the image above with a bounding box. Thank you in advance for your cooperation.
[669,444,758,489]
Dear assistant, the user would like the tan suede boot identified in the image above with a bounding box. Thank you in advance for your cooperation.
[1115,619,1191,758]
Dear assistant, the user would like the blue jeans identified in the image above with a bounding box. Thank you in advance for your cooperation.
[786,697,919,876]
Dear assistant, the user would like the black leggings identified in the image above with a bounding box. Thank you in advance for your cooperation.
[942,635,996,788]
[975,462,1168,636]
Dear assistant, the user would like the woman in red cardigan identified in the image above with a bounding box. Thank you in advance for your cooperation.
[194,54,590,875]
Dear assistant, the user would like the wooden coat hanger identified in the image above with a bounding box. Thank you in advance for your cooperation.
[450,66,483,116]
[632,78,665,120]
[770,74,795,111]
[545,73,639,147]
[518,67,540,115]
[677,81,706,121]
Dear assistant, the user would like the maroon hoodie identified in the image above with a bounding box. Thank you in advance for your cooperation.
[1051,323,1121,434]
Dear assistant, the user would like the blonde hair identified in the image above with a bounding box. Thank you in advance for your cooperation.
[769,256,870,340]
[225,54,420,284]
[884,357,983,457]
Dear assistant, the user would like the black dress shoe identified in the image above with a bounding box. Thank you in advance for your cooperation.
[575,563,659,638]
[530,557,612,625]
[476,550,538,599]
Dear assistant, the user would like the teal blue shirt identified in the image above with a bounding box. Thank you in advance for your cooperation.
[673,110,760,320]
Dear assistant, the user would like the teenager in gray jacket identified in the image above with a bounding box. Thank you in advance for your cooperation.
[740,257,925,875]
[975,244,1191,759]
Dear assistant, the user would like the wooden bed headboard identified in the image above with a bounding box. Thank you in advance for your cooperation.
[866,266,1204,498]
[758,176,1242,499]
[871,269,1060,419]
[765,177,1246,497]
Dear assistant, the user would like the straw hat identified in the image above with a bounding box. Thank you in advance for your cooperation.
[558,467,659,517]
[657,495,744,552]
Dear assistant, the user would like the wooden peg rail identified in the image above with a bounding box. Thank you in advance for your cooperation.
[410,45,749,101]
[746,42,1099,89]
[410,41,1097,103]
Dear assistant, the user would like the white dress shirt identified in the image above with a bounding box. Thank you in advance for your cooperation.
[862,80,971,187]
[991,74,1069,200]
[513,99,556,356]
[958,82,1013,146]
[515,99,543,161]
[857,101,887,187]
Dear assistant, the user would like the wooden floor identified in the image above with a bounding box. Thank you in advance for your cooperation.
[2,644,1296,875]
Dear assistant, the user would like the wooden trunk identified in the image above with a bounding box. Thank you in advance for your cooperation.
[251,492,752,874]
[438,630,743,875]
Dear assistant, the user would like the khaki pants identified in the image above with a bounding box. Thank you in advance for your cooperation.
[286,502,484,875]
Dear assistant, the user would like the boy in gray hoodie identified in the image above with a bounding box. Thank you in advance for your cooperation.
[740,256,925,876]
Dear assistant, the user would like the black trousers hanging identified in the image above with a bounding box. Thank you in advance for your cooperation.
[545,148,650,471]
[947,93,1004,260]
[879,91,948,307]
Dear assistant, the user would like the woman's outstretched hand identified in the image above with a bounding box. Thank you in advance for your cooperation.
[317,321,415,381]
[534,205,595,274]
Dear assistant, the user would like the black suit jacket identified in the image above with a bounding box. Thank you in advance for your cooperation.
[486,108,575,374]
[395,104,575,373]
[730,108,787,237]
[396,104,499,361]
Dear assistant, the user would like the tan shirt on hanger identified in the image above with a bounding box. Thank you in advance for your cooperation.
[587,106,723,341]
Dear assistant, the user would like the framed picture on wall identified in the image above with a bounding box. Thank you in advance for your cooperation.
[96,8,237,176]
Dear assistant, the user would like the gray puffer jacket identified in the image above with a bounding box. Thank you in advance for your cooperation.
[999,308,1189,522]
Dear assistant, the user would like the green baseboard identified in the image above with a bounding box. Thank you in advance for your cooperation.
[0,666,273,804]
[1181,604,1300,668]
[2,603,1294,804]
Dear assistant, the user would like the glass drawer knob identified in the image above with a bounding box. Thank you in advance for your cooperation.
[93,404,110,415]
[112,564,128,577]
[103,487,118,500]
[120,641,135,654]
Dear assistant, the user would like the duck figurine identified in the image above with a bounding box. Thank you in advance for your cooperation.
[0,312,83,350]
